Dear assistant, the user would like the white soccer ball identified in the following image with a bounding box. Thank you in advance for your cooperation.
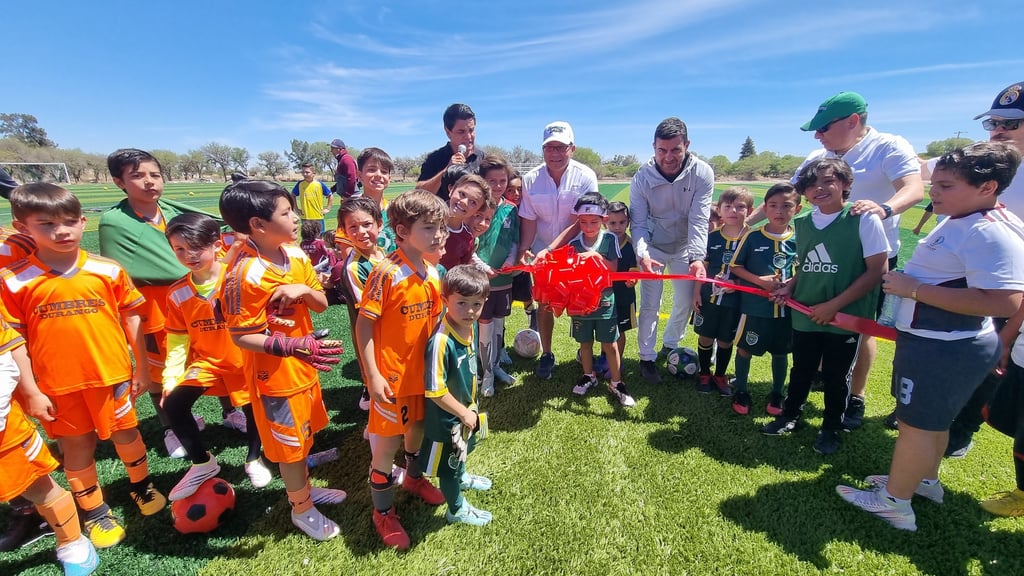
[666,347,699,378]
[513,329,542,359]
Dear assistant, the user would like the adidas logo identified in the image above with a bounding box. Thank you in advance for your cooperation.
[802,243,839,273]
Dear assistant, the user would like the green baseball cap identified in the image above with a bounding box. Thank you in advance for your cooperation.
[800,91,868,132]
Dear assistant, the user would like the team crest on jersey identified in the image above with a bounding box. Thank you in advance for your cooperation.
[1000,85,1022,106]
[720,251,733,265]
[257,370,269,381]
[693,312,704,327]
[745,331,759,346]
[925,235,946,251]
[772,252,789,271]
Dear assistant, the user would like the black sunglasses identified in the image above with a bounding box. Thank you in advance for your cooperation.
[982,118,1023,131]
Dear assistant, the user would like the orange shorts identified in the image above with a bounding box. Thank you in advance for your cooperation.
[0,426,60,502]
[43,382,139,440]
[182,365,251,408]
[368,394,424,438]
[251,385,327,464]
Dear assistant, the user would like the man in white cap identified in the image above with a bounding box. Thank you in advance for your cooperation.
[330,138,358,200]
[518,121,599,379]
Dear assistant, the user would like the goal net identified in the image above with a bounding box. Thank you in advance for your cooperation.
[0,162,70,184]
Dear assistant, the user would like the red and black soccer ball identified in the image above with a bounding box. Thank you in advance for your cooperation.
[171,477,236,534]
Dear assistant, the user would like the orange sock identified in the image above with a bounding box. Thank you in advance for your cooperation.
[287,482,313,515]
[114,434,150,484]
[66,463,104,513]
[37,490,81,547]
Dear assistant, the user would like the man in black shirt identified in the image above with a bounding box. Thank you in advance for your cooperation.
[418,103,480,197]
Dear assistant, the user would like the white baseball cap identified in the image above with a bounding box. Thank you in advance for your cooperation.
[542,121,574,145]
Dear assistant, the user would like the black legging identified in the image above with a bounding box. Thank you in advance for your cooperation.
[163,386,261,464]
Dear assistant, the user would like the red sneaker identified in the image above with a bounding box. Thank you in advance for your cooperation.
[712,375,733,398]
[402,474,445,506]
[373,507,410,550]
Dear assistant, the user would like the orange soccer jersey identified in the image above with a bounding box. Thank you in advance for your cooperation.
[359,248,442,398]
[0,250,145,395]
[0,228,36,269]
[221,240,322,397]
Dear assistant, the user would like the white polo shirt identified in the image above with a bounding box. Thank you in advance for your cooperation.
[519,159,599,251]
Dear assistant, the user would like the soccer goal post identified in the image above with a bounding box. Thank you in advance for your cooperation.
[0,162,70,184]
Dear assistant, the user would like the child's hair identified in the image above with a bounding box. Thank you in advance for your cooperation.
[322,229,336,246]
[793,158,854,199]
[9,183,82,221]
[718,186,754,210]
[337,196,383,229]
[573,191,609,216]
[440,164,475,196]
[301,220,321,242]
[107,148,163,180]
[357,147,394,172]
[301,162,314,170]
[165,213,221,250]
[764,182,799,202]
[442,264,490,299]
[607,201,629,220]
[452,173,494,211]
[219,179,296,234]
[443,103,475,131]
[935,141,1022,195]
[708,205,722,228]
[479,155,510,180]
[388,189,449,236]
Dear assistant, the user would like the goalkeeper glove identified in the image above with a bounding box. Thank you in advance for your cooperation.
[263,331,344,371]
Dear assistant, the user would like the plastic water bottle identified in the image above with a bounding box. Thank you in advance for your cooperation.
[877,294,901,327]
[306,447,339,468]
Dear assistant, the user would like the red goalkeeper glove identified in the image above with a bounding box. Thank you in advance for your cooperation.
[263,331,344,371]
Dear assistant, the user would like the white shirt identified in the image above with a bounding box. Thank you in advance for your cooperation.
[519,159,599,251]
[809,209,890,258]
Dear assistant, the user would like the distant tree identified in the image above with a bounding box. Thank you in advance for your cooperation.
[925,137,974,158]
[573,146,604,176]
[257,151,288,179]
[739,136,756,160]
[393,156,419,180]
[777,154,805,178]
[54,148,89,183]
[480,144,510,160]
[85,153,108,182]
[150,149,180,181]
[507,145,542,167]
[180,150,208,180]
[309,141,333,176]
[229,147,250,173]
[199,142,234,180]
[0,113,56,148]
[607,154,639,167]
[286,139,317,171]
[707,154,732,177]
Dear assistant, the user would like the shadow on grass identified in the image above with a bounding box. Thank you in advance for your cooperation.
[719,471,1024,575]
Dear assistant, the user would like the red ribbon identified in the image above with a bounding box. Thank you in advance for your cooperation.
[503,245,896,341]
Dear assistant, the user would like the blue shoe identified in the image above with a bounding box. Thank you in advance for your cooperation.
[594,353,610,379]
[460,472,492,491]
[536,353,556,380]
[57,535,100,576]
[446,501,492,526]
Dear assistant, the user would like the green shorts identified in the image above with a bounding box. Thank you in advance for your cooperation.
[735,314,792,356]
[571,316,619,344]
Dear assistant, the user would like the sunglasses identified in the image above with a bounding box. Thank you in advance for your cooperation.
[815,115,852,134]
[982,118,1023,131]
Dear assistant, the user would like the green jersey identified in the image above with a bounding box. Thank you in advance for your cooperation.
[730,226,797,318]
[423,317,477,440]
[569,229,620,320]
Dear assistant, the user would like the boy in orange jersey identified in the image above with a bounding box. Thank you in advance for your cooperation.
[161,213,272,501]
[0,314,100,575]
[357,189,449,550]
[0,184,165,549]
[218,179,346,542]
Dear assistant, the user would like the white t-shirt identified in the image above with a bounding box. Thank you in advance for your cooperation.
[808,209,890,258]
[794,127,920,258]
[519,159,599,251]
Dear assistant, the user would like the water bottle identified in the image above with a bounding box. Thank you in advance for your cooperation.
[877,294,901,327]
[306,447,339,468]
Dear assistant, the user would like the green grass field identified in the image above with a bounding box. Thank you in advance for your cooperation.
[4,182,1015,576]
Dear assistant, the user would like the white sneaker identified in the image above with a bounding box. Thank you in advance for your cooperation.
[836,485,917,531]
[56,534,99,576]
[310,486,347,505]
[291,505,340,541]
[494,365,517,386]
[358,388,371,411]
[498,348,513,366]
[164,429,187,459]
[481,375,495,398]
[608,381,636,407]
[245,458,273,488]
[222,410,246,434]
[572,374,598,396]
[864,475,944,504]
[169,455,220,501]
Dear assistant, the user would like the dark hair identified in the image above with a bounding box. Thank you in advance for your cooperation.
[300,163,314,170]
[440,163,476,198]
[442,264,490,298]
[301,220,321,242]
[357,147,393,172]
[337,196,383,229]
[165,213,221,250]
[936,141,1022,195]
[219,179,296,234]
[388,189,448,236]
[107,148,163,180]
[654,117,689,143]
[10,183,81,221]
[764,182,799,203]
[573,191,609,214]
[719,186,755,209]
[607,201,629,219]
[451,174,494,211]
[794,158,854,199]
[443,104,475,131]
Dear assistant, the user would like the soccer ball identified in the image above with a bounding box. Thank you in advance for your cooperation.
[171,477,235,534]
[513,329,542,359]
[666,347,699,378]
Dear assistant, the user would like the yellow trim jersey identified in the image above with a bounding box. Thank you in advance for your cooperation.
[164,270,243,379]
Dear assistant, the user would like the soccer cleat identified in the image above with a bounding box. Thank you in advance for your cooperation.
[761,417,802,436]
[358,388,371,411]
[129,480,167,516]
[460,472,493,491]
[56,535,99,576]
[883,411,900,430]
[498,348,513,366]
[843,395,866,430]
[169,456,221,501]
[865,475,944,504]
[82,512,126,549]
[980,489,1024,517]
[731,391,751,415]
[494,365,517,386]
[696,374,713,394]
[310,486,348,505]
[481,376,495,398]
[536,352,556,380]
[712,375,733,397]
[245,458,274,488]
[945,432,974,459]
[402,475,445,506]
[164,429,187,459]
[639,360,662,384]
[813,429,842,455]
[222,409,247,434]
[608,381,636,407]
[573,374,598,396]
[657,346,673,361]
[446,500,492,526]
[0,508,52,552]
[765,392,784,416]
[373,507,410,550]
[291,505,340,541]
[836,485,917,531]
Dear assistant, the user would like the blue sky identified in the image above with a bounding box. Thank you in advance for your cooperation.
[5,1,1020,164]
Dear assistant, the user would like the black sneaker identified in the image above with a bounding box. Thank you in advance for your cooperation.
[810,370,825,392]
[639,360,662,384]
[843,395,865,431]
[945,431,974,459]
[883,411,899,430]
[813,429,842,455]
[536,353,556,380]
[0,508,52,552]
[657,346,674,361]
[761,417,802,436]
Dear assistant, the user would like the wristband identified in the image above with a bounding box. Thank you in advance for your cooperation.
[911,283,921,301]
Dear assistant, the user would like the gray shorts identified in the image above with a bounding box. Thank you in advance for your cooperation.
[891,330,1000,431]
